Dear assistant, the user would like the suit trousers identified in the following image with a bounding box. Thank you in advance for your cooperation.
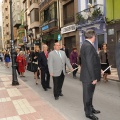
[82,82,96,115]
[72,64,78,77]
[41,70,50,89]
[53,71,65,97]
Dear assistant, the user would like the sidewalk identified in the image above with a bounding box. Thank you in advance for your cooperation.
[76,67,119,81]
[0,74,67,120]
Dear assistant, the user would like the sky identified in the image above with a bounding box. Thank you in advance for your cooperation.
[0,0,2,26]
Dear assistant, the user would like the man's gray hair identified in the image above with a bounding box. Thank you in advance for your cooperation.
[84,29,96,39]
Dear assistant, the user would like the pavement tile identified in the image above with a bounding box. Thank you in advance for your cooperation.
[0,74,67,120]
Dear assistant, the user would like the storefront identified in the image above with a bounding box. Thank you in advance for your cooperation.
[61,24,79,53]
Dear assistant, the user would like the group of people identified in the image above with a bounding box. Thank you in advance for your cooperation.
[0,51,11,68]
[0,29,111,120]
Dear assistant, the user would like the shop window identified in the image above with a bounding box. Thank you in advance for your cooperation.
[63,0,74,25]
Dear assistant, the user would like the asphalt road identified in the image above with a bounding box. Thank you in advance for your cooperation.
[0,62,120,120]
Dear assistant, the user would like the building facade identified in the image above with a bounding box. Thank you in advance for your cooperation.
[12,0,25,48]
[39,0,61,50]
[23,0,39,49]
[2,0,11,49]
[60,0,79,53]
[0,26,2,50]
[77,0,106,50]
[106,0,120,67]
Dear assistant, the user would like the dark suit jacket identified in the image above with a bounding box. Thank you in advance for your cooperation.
[38,51,49,72]
[61,48,69,58]
[99,50,110,64]
[80,40,101,83]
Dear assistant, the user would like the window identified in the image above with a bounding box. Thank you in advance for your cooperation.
[34,0,38,3]
[49,2,57,20]
[30,0,32,5]
[40,2,57,24]
[44,8,49,22]
[40,11,44,24]
[63,0,74,24]
[17,2,19,8]
[88,0,96,5]
[30,8,39,23]
[18,15,20,20]
[97,34,104,49]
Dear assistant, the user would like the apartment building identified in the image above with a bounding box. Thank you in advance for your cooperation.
[12,0,26,50]
[23,0,39,49]
[0,26,2,50]
[39,0,61,50]
[2,0,10,49]
[60,0,79,53]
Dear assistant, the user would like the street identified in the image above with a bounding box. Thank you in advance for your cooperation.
[0,62,120,120]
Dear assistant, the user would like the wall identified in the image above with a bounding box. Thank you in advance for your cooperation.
[106,0,120,21]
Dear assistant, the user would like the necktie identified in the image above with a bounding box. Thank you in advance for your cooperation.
[58,51,62,58]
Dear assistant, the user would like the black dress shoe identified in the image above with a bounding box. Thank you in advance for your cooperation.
[59,93,63,96]
[86,114,98,120]
[47,87,52,89]
[55,97,59,100]
[92,108,101,114]
[44,88,47,91]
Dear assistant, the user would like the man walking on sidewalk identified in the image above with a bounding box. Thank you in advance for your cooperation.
[80,29,101,120]
[48,42,73,100]
[38,44,51,91]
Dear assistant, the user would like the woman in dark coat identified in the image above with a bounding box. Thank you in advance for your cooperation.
[31,46,40,85]
[99,43,110,82]
[70,48,78,79]
[4,51,10,68]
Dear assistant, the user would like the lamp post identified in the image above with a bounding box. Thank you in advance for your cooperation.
[10,0,19,85]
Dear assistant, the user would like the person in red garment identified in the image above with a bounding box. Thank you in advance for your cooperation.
[16,51,26,77]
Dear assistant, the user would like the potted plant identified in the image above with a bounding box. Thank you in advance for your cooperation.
[76,14,85,24]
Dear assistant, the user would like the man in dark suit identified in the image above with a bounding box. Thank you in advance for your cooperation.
[61,44,69,72]
[60,44,69,58]
[80,29,102,120]
[38,44,51,91]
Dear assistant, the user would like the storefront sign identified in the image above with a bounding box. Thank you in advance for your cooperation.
[42,25,49,31]
[61,24,76,34]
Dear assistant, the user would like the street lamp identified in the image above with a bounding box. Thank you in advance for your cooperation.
[10,0,19,85]
[28,29,33,50]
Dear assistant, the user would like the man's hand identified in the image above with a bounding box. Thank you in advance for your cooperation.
[70,68,74,72]
[101,70,104,75]
[92,80,97,85]
[50,73,53,76]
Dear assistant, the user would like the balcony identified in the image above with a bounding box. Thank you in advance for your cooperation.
[63,15,74,25]
[40,18,58,33]
[39,0,52,10]
[76,4,105,28]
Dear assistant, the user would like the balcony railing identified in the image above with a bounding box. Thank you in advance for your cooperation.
[76,4,105,27]
[39,0,52,10]
[63,15,74,25]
